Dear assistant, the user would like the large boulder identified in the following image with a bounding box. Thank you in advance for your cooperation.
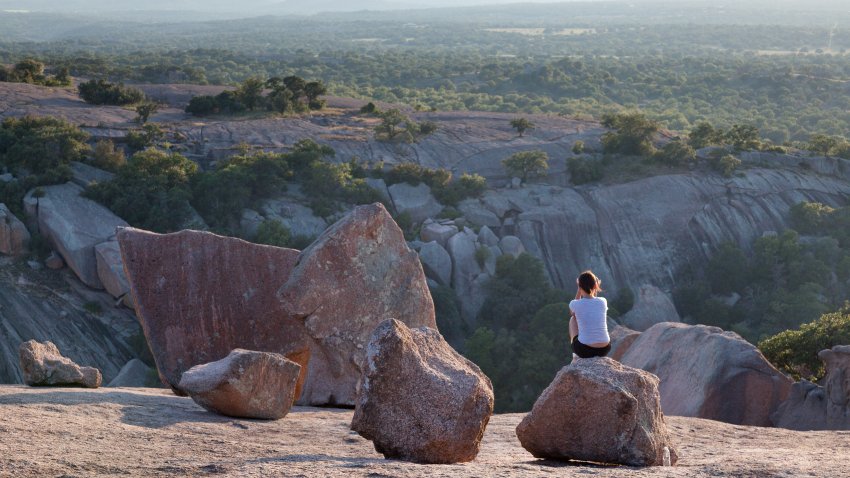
[609,325,641,361]
[387,182,443,223]
[516,357,677,467]
[277,203,436,405]
[458,199,502,228]
[27,183,128,289]
[620,285,681,331]
[0,203,30,255]
[179,349,302,420]
[417,241,452,286]
[19,340,102,388]
[107,359,152,388]
[772,345,850,430]
[118,203,435,406]
[351,319,493,464]
[446,229,483,322]
[619,322,793,426]
[261,198,328,239]
[94,241,131,303]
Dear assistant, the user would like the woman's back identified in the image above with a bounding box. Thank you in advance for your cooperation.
[569,296,609,345]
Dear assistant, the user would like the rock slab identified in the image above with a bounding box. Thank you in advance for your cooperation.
[619,322,792,426]
[351,319,494,464]
[0,203,30,255]
[516,357,677,467]
[107,359,152,388]
[19,340,102,388]
[119,203,435,406]
[179,349,302,420]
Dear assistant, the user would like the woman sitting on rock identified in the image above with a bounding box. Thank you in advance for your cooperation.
[569,270,611,359]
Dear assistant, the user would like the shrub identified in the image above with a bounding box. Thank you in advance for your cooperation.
[359,102,380,115]
[567,156,604,185]
[78,79,145,106]
[254,219,292,247]
[790,202,835,234]
[715,154,741,177]
[91,140,126,172]
[510,117,535,137]
[0,115,90,174]
[759,307,850,381]
[654,140,696,166]
[126,123,164,151]
[475,246,491,268]
[572,140,585,155]
[600,111,659,156]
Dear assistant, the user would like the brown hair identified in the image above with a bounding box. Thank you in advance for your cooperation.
[578,270,602,295]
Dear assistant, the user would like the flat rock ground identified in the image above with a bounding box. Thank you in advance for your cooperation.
[1,387,848,477]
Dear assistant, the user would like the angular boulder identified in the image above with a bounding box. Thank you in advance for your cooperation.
[516,357,677,467]
[95,241,131,302]
[27,183,128,289]
[620,285,681,331]
[619,322,793,426]
[118,203,435,406]
[387,182,443,223]
[419,222,458,247]
[458,199,502,228]
[772,345,850,431]
[351,319,493,464]
[278,203,436,405]
[19,340,102,388]
[446,228,481,321]
[179,349,302,420]
[107,359,153,388]
[499,235,525,258]
[0,203,30,256]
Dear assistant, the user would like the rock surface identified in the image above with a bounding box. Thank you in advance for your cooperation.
[0,203,30,255]
[179,349,302,420]
[619,322,793,426]
[107,359,153,388]
[419,222,458,247]
[351,319,493,464]
[516,357,677,467]
[772,345,850,430]
[18,340,102,388]
[2,385,849,477]
[417,240,452,286]
[620,285,681,331]
[608,325,641,361]
[27,183,128,289]
[119,203,435,406]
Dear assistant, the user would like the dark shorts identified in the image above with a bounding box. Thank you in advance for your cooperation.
[571,337,611,359]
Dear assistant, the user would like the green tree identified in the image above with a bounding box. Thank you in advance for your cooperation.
[91,140,126,172]
[688,122,723,149]
[304,81,327,109]
[510,117,535,137]
[654,140,696,165]
[254,219,292,247]
[375,109,408,140]
[135,102,159,124]
[601,111,660,156]
[502,150,549,182]
[237,77,265,111]
[0,115,90,174]
[572,140,585,155]
[724,124,761,151]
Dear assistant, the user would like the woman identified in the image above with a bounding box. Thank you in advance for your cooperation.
[569,270,611,359]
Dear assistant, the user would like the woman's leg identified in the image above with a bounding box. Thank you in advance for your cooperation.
[569,315,578,343]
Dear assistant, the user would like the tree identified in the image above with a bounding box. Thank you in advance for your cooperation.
[0,115,90,174]
[304,81,327,109]
[502,150,549,182]
[91,140,126,172]
[510,117,535,137]
[600,111,660,156]
[724,124,761,151]
[12,59,45,83]
[375,109,408,140]
[135,102,159,124]
[688,122,723,149]
[654,139,696,165]
[572,140,585,155]
[77,79,145,106]
[254,219,291,247]
[237,77,265,111]
[715,154,741,177]
[283,76,307,100]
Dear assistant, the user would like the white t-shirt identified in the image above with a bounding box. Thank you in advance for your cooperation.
[569,297,610,345]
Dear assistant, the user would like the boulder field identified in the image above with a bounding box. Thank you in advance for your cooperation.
[118,203,436,406]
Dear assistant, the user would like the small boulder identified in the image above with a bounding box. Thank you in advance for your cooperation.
[516,357,677,467]
[19,340,102,388]
[387,182,443,223]
[179,349,302,420]
[620,285,681,331]
[499,235,525,258]
[418,241,452,286]
[477,225,499,247]
[420,222,458,247]
[351,319,494,464]
[107,359,153,388]
[0,203,30,256]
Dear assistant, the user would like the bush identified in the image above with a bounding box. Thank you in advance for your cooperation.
[714,154,741,177]
[654,140,696,166]
[359,102,380,115]
[78,79,145,106]
[475,246,491,268]
[572,140,585,155]
[567,156,604,185]
[600,111,659,156]
[126,124,164,151]
[759,307,850,381]
[85,149,199,233]
[91,140,126,172]
[790,202,835,234]
[0,115,90,174]
[254,219,292,247]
